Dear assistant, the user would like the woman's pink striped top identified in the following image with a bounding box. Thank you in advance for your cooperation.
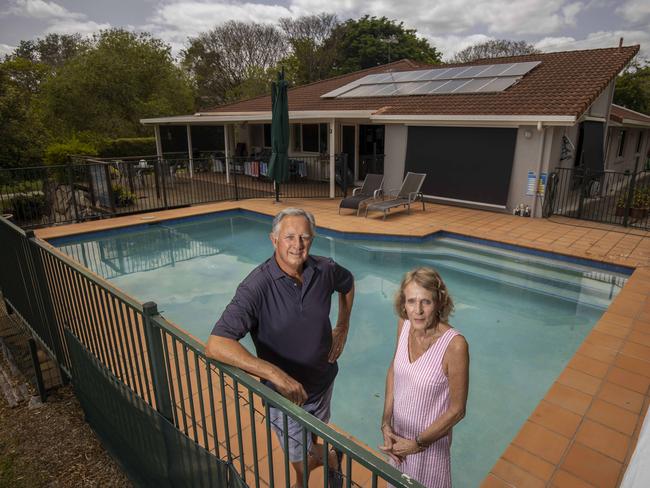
[391,320,461,488]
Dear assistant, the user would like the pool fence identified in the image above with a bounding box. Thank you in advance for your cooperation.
[0,213,420,488]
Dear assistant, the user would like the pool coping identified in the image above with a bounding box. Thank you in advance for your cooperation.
[35,199,650,488]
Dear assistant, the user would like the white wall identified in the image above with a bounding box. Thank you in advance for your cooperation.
[606,126,650,172]
[506,126,555,216]
[383,125,408,191]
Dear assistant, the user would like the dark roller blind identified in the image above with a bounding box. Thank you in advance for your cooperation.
[404,126,517,206]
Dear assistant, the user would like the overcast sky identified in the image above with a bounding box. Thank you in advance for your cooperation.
[1,0,649,61]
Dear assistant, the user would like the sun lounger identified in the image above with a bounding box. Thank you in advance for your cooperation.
[338,173,384,216]
[365,172,426,220]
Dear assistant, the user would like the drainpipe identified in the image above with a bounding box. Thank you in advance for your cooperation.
[329,119,336,198]
[186,124,194,178]
[532,121,546,218]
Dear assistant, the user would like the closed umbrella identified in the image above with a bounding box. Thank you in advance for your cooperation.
[267,70,289,202]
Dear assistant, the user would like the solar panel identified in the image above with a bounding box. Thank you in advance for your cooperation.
[320,60,540,98]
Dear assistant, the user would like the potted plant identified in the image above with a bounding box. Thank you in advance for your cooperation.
[617,187,650,218]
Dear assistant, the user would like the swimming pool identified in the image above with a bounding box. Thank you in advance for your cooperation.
[52,211,631,487]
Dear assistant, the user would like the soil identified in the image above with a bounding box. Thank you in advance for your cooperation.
[0,302,132,488]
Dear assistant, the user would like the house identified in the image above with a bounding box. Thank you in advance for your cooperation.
[605,104,650,173]
[141,45,642,217]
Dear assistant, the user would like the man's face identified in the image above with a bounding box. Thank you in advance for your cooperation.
[270,215,313,272]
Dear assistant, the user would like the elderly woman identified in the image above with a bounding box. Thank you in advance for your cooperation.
[380,267,469,488]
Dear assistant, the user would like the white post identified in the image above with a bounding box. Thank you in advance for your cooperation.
[224,125,230,184]
[154,125,163,159]
[186,124,194,178]
[329,119,336,198]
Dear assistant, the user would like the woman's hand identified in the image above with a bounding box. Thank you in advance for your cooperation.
[378,424,403,463]
[385,432,422,458]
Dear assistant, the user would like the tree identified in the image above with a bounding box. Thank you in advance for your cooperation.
[614,60,650,115]
[451,40,540,63]
[39,29,195,139]
[279,13,339,85]
[9,33,89,70]
[182,22,287,108]
[328,16,441,75]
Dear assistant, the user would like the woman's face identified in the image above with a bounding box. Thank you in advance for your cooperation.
[403,282,437,331]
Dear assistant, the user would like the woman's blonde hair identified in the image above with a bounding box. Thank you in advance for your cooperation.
[394,267,454,322]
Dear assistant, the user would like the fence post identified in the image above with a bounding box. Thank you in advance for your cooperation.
[141,301,174,423]
[66,161,79,223]
[233,159,240,201]
[623,170,637,228]
[158,157,169,210]
[576,168,589,219]
[26,231,69,385]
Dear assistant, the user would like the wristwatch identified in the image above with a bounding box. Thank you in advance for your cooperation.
[415,434,428,450]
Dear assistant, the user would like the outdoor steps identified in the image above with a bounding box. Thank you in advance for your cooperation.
[353,238,628,310]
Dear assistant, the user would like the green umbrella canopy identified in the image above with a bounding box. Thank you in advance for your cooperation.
[268,70,290,185]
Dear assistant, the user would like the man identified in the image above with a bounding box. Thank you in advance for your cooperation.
[205,208,355,486]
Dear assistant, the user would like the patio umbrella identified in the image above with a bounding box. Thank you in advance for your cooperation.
[268,69,289,202]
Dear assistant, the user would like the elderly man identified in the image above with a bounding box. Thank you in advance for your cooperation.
[205,208,355,486]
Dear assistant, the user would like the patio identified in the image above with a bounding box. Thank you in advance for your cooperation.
[35,197,650,487]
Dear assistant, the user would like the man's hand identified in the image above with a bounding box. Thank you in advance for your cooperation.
[272,368,308,406]
[328,324,349,363]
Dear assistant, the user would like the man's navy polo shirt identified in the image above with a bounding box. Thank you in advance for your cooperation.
[211,254,354,401]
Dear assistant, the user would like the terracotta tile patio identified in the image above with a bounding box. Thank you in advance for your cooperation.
[35,199,650,487]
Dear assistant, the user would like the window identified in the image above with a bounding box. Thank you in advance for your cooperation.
[297,123,329,153]
[263,124,272,148]
[617,130,627,157]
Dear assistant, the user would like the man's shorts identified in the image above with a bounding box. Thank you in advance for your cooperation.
[268,382,334,463]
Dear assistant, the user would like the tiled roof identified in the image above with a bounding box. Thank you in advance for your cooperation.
[610,104,650,125]
[204,46,639,119]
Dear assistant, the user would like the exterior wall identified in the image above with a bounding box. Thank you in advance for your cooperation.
[606,126,650,172]
[555,125,580,169]
[506,126,555,216]
[588,81,615,118]
[383,125,408,191]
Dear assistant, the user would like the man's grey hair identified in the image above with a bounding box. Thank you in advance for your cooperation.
[271,208,316,237]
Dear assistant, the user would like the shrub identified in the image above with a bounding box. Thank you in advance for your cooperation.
[44,139,98,183]
[617,187,650,209]
[112,183,135,207]
[99,138,156,158]
[6,193,48,221]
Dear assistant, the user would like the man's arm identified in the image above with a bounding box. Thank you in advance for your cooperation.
[328,283,354,363]
[206,335,308,405]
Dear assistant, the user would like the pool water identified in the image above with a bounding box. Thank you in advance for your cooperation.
[54,212,630,487]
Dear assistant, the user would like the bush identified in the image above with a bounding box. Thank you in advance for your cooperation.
[99,138,156,158]
[112,184,135,207]
[44,139,98,166]
[5,193,48,221]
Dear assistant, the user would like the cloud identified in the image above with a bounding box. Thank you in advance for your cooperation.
[44,19,111,36]
[0,43,16,57]
[616,0,650,25]
[535,30,650,60]
[6,0,83,20]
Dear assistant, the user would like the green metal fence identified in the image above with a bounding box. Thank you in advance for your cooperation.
[0,214,420,488]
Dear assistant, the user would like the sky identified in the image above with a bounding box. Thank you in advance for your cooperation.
[0,0,649,61]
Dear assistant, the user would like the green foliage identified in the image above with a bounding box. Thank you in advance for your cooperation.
[99,137,156,157]
[614,61,650,115]
[39,29,195,139]
[617,186,650,208]
[328,16,441,75]
[451,40,540,63]
[9,33,89,71]
[4,193,48,221]
[182,21,286,108]
[112,183,135,207]
[44,139,97,166]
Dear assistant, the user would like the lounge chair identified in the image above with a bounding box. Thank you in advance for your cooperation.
[338,173,384,216]
[365,172,426,220]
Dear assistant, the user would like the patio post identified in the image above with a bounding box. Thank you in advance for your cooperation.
[154,125,163,160]
[186,124,194,178]
[224,125,231,184]
[329,119,336,198]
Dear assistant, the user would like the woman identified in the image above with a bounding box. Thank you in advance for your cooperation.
[380,267,469,488]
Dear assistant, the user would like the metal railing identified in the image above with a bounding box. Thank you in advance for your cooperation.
[0,214,419,488]
[1,154,389,229]
[547,167,650,230]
